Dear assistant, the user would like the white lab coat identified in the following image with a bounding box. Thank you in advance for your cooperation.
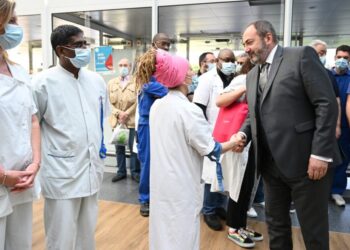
[193,67,224,184]
[31,64,108,199]
[149,90,215,250]
[0,63,39,216]
[0,63,39,250]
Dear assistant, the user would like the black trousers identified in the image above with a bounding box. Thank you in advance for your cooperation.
[226,153,255,229]
[262,158,333,250]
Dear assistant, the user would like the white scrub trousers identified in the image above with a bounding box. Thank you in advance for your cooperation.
[0,202,33,250]
[44,194,98,250]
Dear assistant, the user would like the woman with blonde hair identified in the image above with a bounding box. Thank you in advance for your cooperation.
[134,48,168,216]
[0,1,41,249]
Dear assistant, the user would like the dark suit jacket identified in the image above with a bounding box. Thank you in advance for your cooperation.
[241,45,342,178]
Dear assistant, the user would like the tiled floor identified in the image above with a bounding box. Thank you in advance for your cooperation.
[100,170,350,234]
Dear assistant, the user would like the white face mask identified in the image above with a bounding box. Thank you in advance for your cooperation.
[207,63,216,71]
[220,62,236,75]
[319,56,326,66]
[119,67,129,77]
[236,64,243,73]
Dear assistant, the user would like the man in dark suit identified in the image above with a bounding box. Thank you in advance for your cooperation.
[234,20,341,250]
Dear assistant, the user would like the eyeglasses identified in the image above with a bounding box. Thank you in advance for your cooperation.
[65,40,89,49]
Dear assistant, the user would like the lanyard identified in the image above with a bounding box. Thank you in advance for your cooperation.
[207,142,224,192]
[99,96,107,159]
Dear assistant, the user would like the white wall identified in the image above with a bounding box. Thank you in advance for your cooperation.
[16,0,43,15]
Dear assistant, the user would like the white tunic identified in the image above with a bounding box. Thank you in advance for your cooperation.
[193,67,224,184]
[31,64,108,199]
[149,90,215,250]
[0,63,38,217]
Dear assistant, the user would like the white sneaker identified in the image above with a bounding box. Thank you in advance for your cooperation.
[332,194,346,207]
[256,201,265,207]
[247,207,258,218]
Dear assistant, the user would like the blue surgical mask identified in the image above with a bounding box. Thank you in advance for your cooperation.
[0,24,23,50]
[207,63,216,71]
[319,56,326,66]
[335,58,349,71]
[220,62,236,76]
[236,64,243,74]
[188,75,199,94]
[64,47,91,68]
[119,67,129,77]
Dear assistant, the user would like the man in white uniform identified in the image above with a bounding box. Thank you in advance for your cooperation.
[193,48,236,230]
[32,25,108,250]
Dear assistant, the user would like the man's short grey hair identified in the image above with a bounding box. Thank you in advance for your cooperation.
[236,52,249,59]
[309,39,327,48]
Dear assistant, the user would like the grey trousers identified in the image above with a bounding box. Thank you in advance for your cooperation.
[0,202,33,250]
[44,194,98,250]
[262,161,332,250]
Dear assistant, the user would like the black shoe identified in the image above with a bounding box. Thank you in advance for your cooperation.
[131,174,140,183]
[215,207,227,220]
[140,203,149,217]
[111,174,126,182]
[204,214,223,231]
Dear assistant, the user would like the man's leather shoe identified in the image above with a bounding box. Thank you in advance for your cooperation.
[140,203,149,217]
[215,207,227,220]
[131,174,140,183]
[111,174,126,182]
[204,214,223,231]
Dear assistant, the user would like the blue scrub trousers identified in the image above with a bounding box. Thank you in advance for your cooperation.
[138,124,151,204]
[332,128,350,195]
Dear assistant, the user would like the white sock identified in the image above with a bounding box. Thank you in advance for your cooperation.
[228,227,236,234]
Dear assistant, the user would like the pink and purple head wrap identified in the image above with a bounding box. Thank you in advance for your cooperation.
[154,49,189,88]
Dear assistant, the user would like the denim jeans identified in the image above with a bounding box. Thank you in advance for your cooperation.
[116,128,140,177]
[202,183,227,215]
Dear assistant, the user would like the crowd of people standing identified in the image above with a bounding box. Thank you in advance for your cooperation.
[0,0,349,249]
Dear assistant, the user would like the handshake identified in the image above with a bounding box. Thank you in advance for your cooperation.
[229,133,247,153]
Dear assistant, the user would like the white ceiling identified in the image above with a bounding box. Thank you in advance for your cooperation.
[17,0,350,47]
